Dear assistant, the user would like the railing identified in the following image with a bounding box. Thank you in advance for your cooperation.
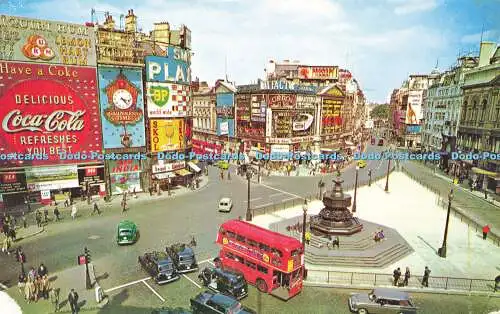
[305,270,497,293]
[401,166,500,247]
[251,164,396,217]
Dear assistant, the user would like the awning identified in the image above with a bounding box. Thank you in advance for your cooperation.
[154,172,176,179]
[175,169,192,176]
[472,167,498,177]
[187,162,201,173]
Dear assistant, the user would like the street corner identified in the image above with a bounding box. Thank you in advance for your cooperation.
[0,226,45,243]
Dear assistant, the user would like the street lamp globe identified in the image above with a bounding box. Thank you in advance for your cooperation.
[302,203,308,214]
[356,165,360,171]
[448,189,454,201]
[246,171,252,180]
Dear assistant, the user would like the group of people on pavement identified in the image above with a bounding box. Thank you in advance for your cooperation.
[19,264,50,303]
[1,213,19,254]
[393,266,431,287]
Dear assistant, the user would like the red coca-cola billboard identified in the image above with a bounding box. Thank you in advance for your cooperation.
[0,61,102,166]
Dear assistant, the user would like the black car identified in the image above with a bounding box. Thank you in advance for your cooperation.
[166,243,198,273]
[151,308,192,314]
[198,267,248,300]
[190,291,256,314]
[138,251,180,284]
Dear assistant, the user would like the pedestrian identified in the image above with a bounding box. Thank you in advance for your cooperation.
[28,267,36,282]
[38,263,48,277]
[41,275,49,299]
[71,205,77,220]
[121,200,127,213]
[482,224,490,240]
[9,228,16,241]
[35,211,42,227]
[422,266,431,287]
[2,236,11,254]
[43,208,49,223]
[148,186,153,196]
[220,171,224,180]
[393,267,401,286]
[22,212,27,229]
[305,231,311,245]
[54,207,60,221]
[24,278,32,303]
[133,187,137,198]
[404,267,410,286]
[17,273,26,296]
[50,288,60,312]
[92,202,101,215]
[68,288,79,314]
[494,275,500,292]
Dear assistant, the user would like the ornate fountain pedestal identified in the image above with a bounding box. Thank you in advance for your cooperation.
[310,174,363,235]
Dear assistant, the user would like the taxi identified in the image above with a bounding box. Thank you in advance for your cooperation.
[117,220,139,245]
[357,160,367,168]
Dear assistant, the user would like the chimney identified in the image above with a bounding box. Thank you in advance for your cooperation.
[478,42,496,67]
[125,9,137,32]
[152,22,171,44]
[103,13,115,30]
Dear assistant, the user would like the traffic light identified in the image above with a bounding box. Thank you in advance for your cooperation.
[84,247,91,263]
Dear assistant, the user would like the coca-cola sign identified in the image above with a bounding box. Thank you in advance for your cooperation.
[0,61,102,165]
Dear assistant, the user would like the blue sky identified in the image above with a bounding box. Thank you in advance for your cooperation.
[2,0,499,102]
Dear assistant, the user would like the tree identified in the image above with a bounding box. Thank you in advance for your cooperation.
[370,104,390,120]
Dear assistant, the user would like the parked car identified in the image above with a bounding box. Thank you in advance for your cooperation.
[218,198,233,212]
[198,266,248,300]
[138,251,179,285]
[166,243,198,273]
[117,220,139,245]
[190,291,256,314]
[348,287,418,314]
[151,308,192,314]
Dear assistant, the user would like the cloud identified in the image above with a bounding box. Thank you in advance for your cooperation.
[391,0,438,15]
[461,30,498,44]
[15,0,454,102]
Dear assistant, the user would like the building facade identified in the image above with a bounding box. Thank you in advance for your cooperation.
[457,42,500,192]
[191,80,219,154]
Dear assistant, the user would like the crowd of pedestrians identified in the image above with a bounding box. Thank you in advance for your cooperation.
[392,266,431,287]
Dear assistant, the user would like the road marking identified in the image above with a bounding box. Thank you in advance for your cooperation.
[0,282,7,290]
[182,274,202,289]
[281,197,298,202]
[104,277,151,293]
[259,183,303,199]
[199,258,214,264]
[244,197,262,202]
[142,280,165,302]
[255,202,273,208]
[269,193,283,197]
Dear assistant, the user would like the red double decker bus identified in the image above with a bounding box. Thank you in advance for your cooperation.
[216,219,305,300]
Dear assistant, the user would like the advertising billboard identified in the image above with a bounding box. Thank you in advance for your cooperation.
[216,93,234,107]
[0,171,27,193]
[251,94,266,122]
[406,91,423,124]
[298,66,338,80]
[0,61,102,165]
[149,119,185,152]
[25,165,79,191]
[272,110,315,138]
[146,82,190,118]
[98,67,145,149]
[267,94,296,110]
[145,48,190,84]
[97,29,144,66]
[185,118,192,147]
[216,118,235,137]
[259,80,317,93]
[321,99,342,134]
[236,94,250,121]
[0,15,97,66]
[108,159,142,194]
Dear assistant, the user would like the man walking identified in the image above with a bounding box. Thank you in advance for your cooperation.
[422,266,431,287]
[71,205,77,220]
[54,207,61,221]
[35,210,42,227]
[50,288,60,312]
[393,267,401,286]
[43,208,49,223]
[68,289,79,313]
[404,267,411,286]
[482,224,490,240]
[92,202,101,215]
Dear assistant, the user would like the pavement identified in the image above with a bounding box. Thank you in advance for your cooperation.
[0,225,44,243]
[251,170,500,283]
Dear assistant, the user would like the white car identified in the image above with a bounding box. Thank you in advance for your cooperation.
[218,198,233,212]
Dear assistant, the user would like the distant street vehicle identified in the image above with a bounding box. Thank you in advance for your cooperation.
[116,220,139,245]
[190,291,256,314]
[138,251,179,285]
[348,288,418,314]
[216,219,305,300]
[198,266,248,300]
[166,243,198,273]
[217,161,229,170]
[218,198,233,212]
[378,139,384,146]
[357,160,367,169]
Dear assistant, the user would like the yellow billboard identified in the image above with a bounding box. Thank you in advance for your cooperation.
[150,119,184,152]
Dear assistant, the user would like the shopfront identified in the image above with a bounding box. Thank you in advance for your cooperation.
[108,160,143,195]
[78,166,105,198]
[25,165,80,204]
[0,171,28,209]
[152,160,184,190]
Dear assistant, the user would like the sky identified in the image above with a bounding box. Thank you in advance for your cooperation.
[2,0,499,102]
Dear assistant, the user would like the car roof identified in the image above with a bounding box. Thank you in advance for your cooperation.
[213,267,243,280]
[118,220,136,228]
[148,251,171,263]
[219,198,231,203]
[210,293,238,308]
[372,288,410,300]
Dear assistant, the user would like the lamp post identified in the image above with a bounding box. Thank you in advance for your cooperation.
[84,247,92,289]
[385,146,394,192]
[368,168,372,187]
[301,200,308,248]
[258,161,261,183]
[245,171,252,221]
[438,189,454,258]
[353,165,359,212]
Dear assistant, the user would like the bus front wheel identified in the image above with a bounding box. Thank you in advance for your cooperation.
[256,279,268,293]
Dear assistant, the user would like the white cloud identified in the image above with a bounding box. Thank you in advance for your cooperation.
[461,30,498,44]
[20,0,450,102]
[391,0,438,15]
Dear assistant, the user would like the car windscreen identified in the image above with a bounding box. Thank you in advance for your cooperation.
[159,264,172,272]
[119,230,132,236]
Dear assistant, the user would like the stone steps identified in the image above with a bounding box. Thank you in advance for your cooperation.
[289,230,378,251]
